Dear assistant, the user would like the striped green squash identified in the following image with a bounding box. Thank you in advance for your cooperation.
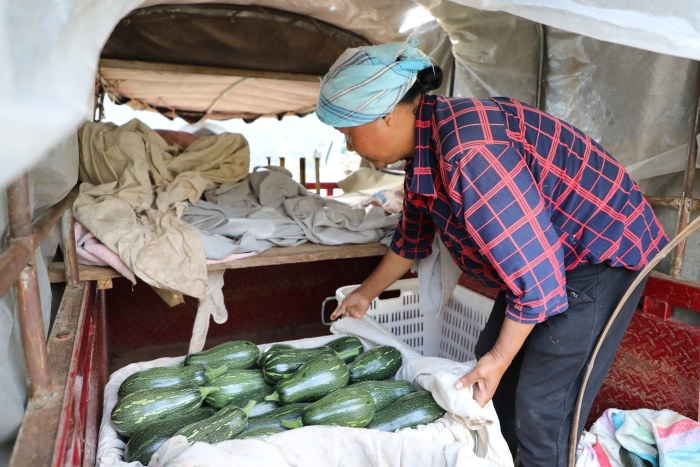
[175,401,255,445]
[246,403,309,431]
[220,385,278,417]
[185,341,259,369]
[261,347,336,384]
[205,369,270,409]
[366,391,445,432]
[123,407,216,465]
[266,354,350,404]
[234,426,286,439]
[118,364,228,398]
[282,386,375,429]
[111,385,219,437]
[326,336,365,363]
[350,380,415,412]
[348,346,402,383]
[260,344,295,364]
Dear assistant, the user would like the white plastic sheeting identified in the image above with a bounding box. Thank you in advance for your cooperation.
[417,0,539,104]
[4,0,700,192]
[448,0,700,63]
[0,0,142,191]
[0,132,79,448]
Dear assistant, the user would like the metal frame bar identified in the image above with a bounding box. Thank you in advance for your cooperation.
[1,176,80,401]
[7,174,52,398]
[535,23,547,111]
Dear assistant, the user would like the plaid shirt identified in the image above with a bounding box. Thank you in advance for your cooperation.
[391,95,668,323]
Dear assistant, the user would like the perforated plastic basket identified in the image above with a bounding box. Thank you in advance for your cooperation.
[334,279,495,362]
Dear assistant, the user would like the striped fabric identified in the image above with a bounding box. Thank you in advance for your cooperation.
[391,95,668,323]
[583,408,700,467]
[316,41,432,128]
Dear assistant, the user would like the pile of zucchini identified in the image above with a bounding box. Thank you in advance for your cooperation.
[114,337,446,465]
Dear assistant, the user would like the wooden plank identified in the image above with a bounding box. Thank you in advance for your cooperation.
[49,243,388,283]
[48,262,122,283]
[99,58,323,83]
[207,242,388,271]
[9,283,90,467]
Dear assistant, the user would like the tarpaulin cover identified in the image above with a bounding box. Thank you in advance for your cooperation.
[5,0,700,190]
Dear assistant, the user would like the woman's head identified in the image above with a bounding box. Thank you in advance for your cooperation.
[316,41,442,167]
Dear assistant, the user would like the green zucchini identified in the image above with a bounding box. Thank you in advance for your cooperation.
[282,387,375,429]
[348,346,402,382]
[118,364,228,398]
[326,336,365,363]
[260,344,295,364]
[350,380,415,412]
[620,447,655,467]
[185,341,259,369]
[266,354,350,404]
[366,391,445,432]
[246,403,309,430]
[123,407,216,465]
[111,385,219,437]
[175,400,255,445]
[261,347,336,384]
[234,426,286,439]
[204,369,270,409]
[220,386,279,417]
[248,400,279,417]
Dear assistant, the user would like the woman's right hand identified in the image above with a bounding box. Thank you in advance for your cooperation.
[330,288,373,320]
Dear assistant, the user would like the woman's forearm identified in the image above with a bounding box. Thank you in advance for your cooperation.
[357,249,416,300]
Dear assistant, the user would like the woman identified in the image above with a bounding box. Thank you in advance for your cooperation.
[321,41,668,467]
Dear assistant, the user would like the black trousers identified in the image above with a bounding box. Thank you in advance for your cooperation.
[475,263,647,467]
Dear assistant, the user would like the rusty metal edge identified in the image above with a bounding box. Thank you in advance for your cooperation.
[8,283,88,467]
[670,63,700,277]
[32,186,79,248]
[0,238,33,299]
[51,283,96,467]
[8,174,52,397]
[0,184,79,298]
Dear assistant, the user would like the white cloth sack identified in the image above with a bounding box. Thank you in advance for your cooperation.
[415,236,464,317]
[96,317,512,467]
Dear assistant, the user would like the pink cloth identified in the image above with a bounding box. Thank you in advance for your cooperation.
[205,251,258,265]
[75,221,257,280]
[74,221,137,284]
[361,188,403,214]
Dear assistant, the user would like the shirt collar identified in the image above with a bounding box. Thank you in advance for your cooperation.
[408,94,437,197]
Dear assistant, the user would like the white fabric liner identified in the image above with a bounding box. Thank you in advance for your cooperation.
[99,67,322,121]
[96,316,513,467]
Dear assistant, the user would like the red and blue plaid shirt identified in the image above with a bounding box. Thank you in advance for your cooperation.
[391,95,668,323]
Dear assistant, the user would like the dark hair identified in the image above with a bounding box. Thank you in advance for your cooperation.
[398,66,443,105]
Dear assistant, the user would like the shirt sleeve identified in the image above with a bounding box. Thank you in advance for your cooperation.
[390,184,436,260]
[446,143,568,323]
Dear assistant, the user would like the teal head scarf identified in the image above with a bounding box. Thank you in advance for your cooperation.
[316,40,432,128]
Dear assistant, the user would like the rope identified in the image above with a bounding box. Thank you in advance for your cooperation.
[567,213,700,466]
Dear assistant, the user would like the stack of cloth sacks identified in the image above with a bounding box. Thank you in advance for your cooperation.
[73,121,398,352]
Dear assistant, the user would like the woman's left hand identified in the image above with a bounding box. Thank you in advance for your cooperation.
[453,350,509,408]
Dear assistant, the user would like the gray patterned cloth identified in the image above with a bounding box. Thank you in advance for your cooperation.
[183,167,398,260]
